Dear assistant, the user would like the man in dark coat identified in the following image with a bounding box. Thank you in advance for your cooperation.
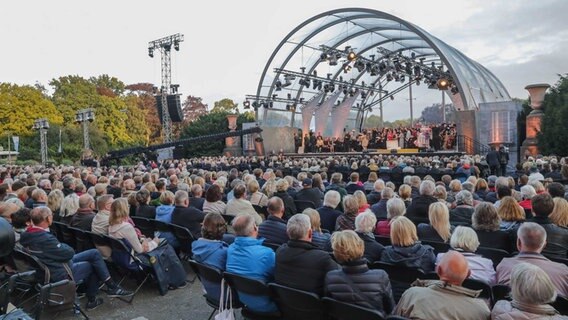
[258,197,289,245]
[70,194,97,231]
[486,148,500,176]
[171,190,206,238]
[275,214,338,296]
[294,178,322,208]
[317,190,343,233]
[405,180,438,222]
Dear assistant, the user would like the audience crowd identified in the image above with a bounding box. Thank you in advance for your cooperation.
[0,151,567,319]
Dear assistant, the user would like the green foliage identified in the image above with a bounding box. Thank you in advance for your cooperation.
[363,114,382,128]
[179,109,255,157]
[211,98,238,113]
[538,74,568,155]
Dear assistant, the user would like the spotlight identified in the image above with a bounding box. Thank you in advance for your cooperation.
[254,101,261,109]
[437,78,450,90]
[329,54,339,66]
[329,83,335,92]
[287,93,292,100]
[400,75,405,83]
[283,77,292,87]
[390,95,394,101]
[451,86,460,95]
[275,80,282,91]
[243,100,251,109]
[386,73,393,82]
[320,52,329,61]
[416,80,421,86]
[343,64,352,73]
[286,104,292,111]
[431,61,436,68]
[148,48,154,58]
[414,65,421,77]
[370,65,379,77]
[347,51,357,61]
[174,40,180,51]
[411,52,416,59]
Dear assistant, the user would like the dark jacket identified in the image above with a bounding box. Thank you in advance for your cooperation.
[258,215,289,246]
[486,150,500,167]
[19,227,75,282]
[274,191,297,219]
[405,195,438,221]
[171,206,206,238]
[366,191,381,206]
[345,183,365,194]
[484,192,498,204]
[275,240,338,296]
[189,197,205,211]
[450,206,474,225]
[370,199,388,220]
[317,206,342,233]
[325,259,395,314]
[357,232,384,264]
[294,188,322,208]
[380,242,436,273]
[474,229,512,253]
[417,224,455,243]
[69,208,96,231]
[136,205,157,219]
[530,216,568,258]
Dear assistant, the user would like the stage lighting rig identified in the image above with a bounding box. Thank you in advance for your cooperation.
[243,100,251,109]
[437,78,450,90]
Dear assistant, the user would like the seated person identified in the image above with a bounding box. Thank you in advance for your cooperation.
[492,263,565,319]
[335,195,359,231]
[91,195,113,236]
[258,197,289,246]
[70,194,97,231]
[226,214,278,314]
[317,190,342,233]
[19,207,131,310]
[449,190,475,225]
[354,211,384,263]
[394,251,490,320]
[135,189,156,219]
[496,222,568,297]
[417,202,454,243]
[275,214,338,296]
[109,198,161,254]
[436,226,496,285]
[530,193,568,258]
[302,208,331,251]
[155,191,179,248]
[325,230,395,315]
[171,190,206,238]
[11,208,31,242]
[191,213,229,300]
[375,198,406,237]
[380,216,436,273]
[472,202,512,252]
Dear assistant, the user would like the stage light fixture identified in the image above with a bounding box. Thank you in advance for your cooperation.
[400,75,405,83]
[243,100,251,109]
[390,95,394,100]
[451,86,460,95]
[414,65,421,77]
[148,48,154,58]
[347,51,357,61]
[370,65,379,77]
[174,40,180,51]
[411,52,416,59]
[287,93,292,100]
[275,80,282,91]
[343,64,352,73]
[416,80,421,86]
[329,83,335,92]
[329,54,339,66]
[320,53,328,61]
[437,78,450,90]
[386,73,393,82]
[286,104,291,111]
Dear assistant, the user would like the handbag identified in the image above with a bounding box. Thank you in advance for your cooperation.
[215,279,235,320]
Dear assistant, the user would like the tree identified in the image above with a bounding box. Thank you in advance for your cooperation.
[182,95,208,123]
[538,74,568,155]
[125,83,162,144]
[211,98,238,113]
[49,75,99,124]
[0,83,63,136]
[363,114,382,128]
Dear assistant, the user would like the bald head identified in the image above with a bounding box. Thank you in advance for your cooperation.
[0,203,20,222]
[437,251,470,285]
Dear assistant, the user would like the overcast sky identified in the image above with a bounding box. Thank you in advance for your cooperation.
[1,0,566,121]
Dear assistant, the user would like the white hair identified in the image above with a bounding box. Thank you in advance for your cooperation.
[455,190,473,206]
[374,179,385,192]
[323,190,341,209]
[511,263,557,304]
[450,226,480,252]
[287,214,311,240]
[386,198,406,219]
[517,222,546,251]
[355,210,377,233]
[419,180,436,196]
[520,185,537,200]
[60,193,80,218]
[381,187,395,200]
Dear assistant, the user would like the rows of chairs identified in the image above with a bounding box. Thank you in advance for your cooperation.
[189,259,408,320]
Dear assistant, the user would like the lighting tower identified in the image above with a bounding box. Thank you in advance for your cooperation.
[148,33,184,144]
[75,108,95,150]
[32,119,50,166]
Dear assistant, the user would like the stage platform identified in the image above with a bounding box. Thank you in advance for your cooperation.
[281,149,465,158]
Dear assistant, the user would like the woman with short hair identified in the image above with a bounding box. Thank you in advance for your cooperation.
[380,216,436,272]
[247,180,268,207]
[354,190,370,213]
[474,178,488,201]
[364,172,378,192]
[417,202,454,243]
[303,208,331,251]
[109,198,159,254]
[436,226,495,285]
[355,211,383,263]
[375,198,406,237]
[335,195,359,231]
[398,184,412,208]
[472,202,511,252]
[549,197,568,228]
[325,230,395,315]
[59,193,80,224]
[135,189,156,219]
[47,189,64,221]
[518,185,537,213]
[492,263,564,319]
[203,184,227,215]
[497,196,525,231]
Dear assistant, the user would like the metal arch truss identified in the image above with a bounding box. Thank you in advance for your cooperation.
[252,7,511,129]
[148,33,184,143]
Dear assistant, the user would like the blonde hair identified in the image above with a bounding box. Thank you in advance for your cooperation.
[109,198,130,226]
[47,189,64,213]
[302,208,321,232]
[450,226,480,252]
[398,184,411,200]
[331,230,364,263]
[276,179,289,192]
[60,193,80,218]
[353,190,367,208]
[159,191,175,205]
[247,180,260,194]
[550,197,568,227]
[342,195,359,216]
[511,263,557,304]
[428,202,452,242]
[390,216,418,247]
[498,196,525,222]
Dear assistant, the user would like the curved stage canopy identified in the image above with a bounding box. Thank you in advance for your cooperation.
[250,8,511,135]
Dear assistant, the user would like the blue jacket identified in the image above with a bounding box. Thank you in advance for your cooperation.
[192,239,228,300]
[226,237,277,313]
[155,205,178,247]
[258,215,289,246]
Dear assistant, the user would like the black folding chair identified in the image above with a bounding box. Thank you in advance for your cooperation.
[551,295,568,315]
[188,260,225,320]
[322,297,385,320]
[492,284,511,302]
[223,272,281,319]
[68,227,94,252]
[52,222,76,251]
[374,236,391,246]
[420,240,450,255]
[252,206,268,218]
[294,200,316,213]
[170,224,196,259]
[547,256,568,267]
[106,236,151,303]
[461,278,493,306]
[221,214,236,225]
[370,262,432,303]
[131,216,155,238]
[386,316,411,320]
[475,246,510,268]
[268,283,325,320]
[262,242,281,251]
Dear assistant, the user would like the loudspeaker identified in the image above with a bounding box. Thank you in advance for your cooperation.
[155,94,184,123]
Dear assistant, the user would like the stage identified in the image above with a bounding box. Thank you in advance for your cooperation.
[281,149,465,158]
